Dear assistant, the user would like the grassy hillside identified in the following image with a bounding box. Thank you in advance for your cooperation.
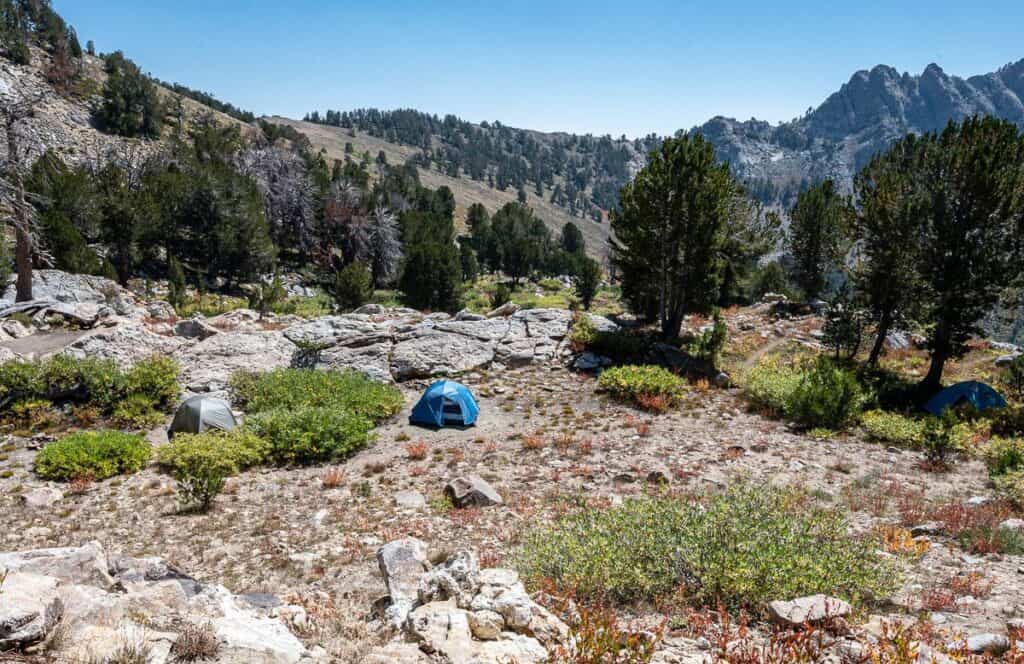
[266,116,612,256]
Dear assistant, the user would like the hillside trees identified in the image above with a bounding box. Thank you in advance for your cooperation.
[97,51,163,139]
[612,133,745,338]
[786,179,853,299]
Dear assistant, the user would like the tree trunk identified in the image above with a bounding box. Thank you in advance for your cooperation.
[14,226,32,302]
[5,111,33,302]
[867,309,893,367]
[920,321,950,395]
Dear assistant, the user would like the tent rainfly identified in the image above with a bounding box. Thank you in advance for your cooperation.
[409,380,479,428]
[924,380,1007,416]
[168,395,238,438]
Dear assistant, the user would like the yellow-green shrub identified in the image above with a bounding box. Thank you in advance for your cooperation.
[742,357,803,416]
[36,430,150,481]
[597,365,684,407]
[861,410,927,448]
[516,482,895,610]
[157,429,266,510]
[248,407,373,465]
[984,437,1024,478]
[229,368,402,421]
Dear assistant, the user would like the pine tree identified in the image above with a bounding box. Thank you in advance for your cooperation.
[612,133,742,338]
[786,179,853,300]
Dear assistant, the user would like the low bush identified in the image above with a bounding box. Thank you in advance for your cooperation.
[990,406,1024,437]
[112,393,165,429]
[0,359,42,403]
[785,357,866,430]
[229,368,402,420]
[124,356,180,410]
[248,407,373,465]
[921,411,959,469]
[688,314,727,369]
[517,482,895,610]
[157,429,266,510]
[741,358,803,417]
[36,430,150,481]
[983,437,1024,478]
[597,365,684,409]
[0,355,176,420]
[993,471,1024,508]
[861,410,927,448]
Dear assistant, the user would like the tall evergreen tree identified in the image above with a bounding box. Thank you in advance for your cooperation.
[786,179,853,299]
[612,133,743,338]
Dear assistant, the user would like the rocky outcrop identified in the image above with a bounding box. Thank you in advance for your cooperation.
[371,542,566,663]
[0,541,313,663]
[14,271,614,386]
[283,307,613,382]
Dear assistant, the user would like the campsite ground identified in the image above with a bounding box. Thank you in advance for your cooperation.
[3,304,1023,661]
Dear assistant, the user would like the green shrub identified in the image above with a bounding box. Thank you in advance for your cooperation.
[1001,354,1024,402]
[249,407,373,465]
[125,356,180,410]
[9,399,58,429]
[334,261,374,311]
[35,430,150,481]
[491,283,511,309]
[597,365,684,408]
[860,410,927,448]
[689,314,727,369]
[921,410,959,467]
[229,368,402,420]
[785,357,865,430]
[983,437,1024,477]
[0,360,41,403]
[157,429,266,511]
[112,394,164,429]
[994,470,1024,507]
[990,406,1024,437]
[742,358,803,416]
[516,482,895,610]
[76,358,125,409]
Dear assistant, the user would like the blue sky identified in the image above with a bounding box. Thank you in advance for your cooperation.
[55,1,1023,137]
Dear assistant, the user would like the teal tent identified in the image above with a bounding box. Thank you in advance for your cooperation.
[410,380,479,427]
[924,381,1006,416]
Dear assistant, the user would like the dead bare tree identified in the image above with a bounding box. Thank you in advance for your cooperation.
[0,92,45,302]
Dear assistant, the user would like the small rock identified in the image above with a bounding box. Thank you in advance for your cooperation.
[173,317,218,340]
[444,475,503,508]
[0,572,63,649]
[713,371,731,388]
[376,538,430,627]
[395,490,426,509]
[20,487,63,509]
[1000,518,1024,532]
[469,610,504,640]
[950,633,1011,655]
[646,466,672,485]
[910,522,944,537]
[966,496,992,506]
[767,595,851,626]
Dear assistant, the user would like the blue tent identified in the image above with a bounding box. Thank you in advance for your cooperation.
[410,380,479,427]
[924,380,1007,416]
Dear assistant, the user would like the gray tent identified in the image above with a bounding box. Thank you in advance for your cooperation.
[168,395,237,438]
